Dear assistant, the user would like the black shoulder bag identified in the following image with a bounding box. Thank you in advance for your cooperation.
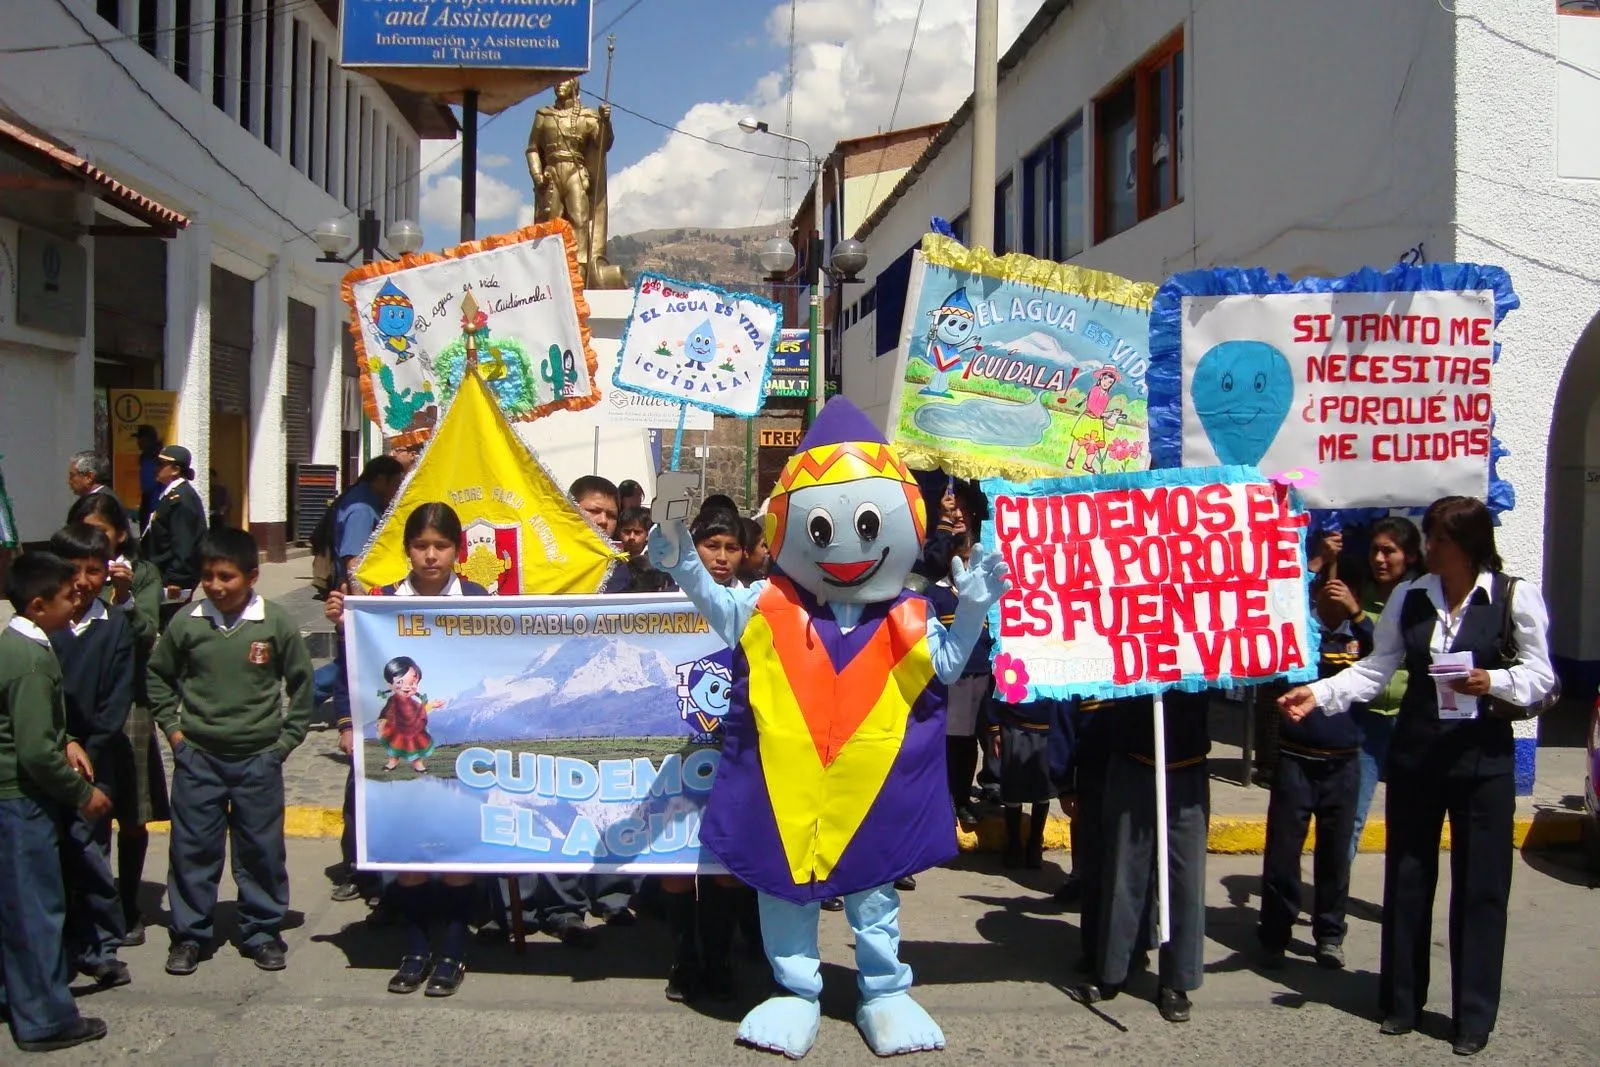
[1481,573,1561,721]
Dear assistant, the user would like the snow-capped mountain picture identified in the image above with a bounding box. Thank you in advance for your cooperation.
[345,593,731,875]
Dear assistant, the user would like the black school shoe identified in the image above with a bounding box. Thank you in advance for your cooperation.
[1379,1015,1416,1036]
[1315,941,1345,970]
[1453,1033,1489,1057]
[1068,981,1121,1005]
[424,957,465,998]
[388,954,431,994]
[165,941,201,976]
[79,960,132,988]
[664,962,699,1003]
[120,920,146,947]
[820,897,844,912]
[15,1017,108,1053]
[894,875,917,891]
[1157,986,1192,1023]
[251,941,287,972]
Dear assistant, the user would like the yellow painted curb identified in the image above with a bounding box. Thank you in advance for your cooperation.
[147,807,1588,854]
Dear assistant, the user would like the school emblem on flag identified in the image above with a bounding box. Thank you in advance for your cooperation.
[247,641,272,666]
[458,518,519,595]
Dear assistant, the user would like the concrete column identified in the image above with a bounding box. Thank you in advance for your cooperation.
[356,94,370,213]
[373,117,387,224]
[328,69,346,204]
[164,221,214,507]
[72,194,97,464]
[312,286,344,467]
[118,0,137,36]
[249,255,289,560]
[154,0,176,68]
[190,0,215,95]
[248,0,267,137]
[224,0,242,121]
[293,17,312,173]
[273,3,293,157]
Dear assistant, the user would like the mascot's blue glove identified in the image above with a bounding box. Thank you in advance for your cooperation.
[952,544,1010,614]
[647,517,690,572]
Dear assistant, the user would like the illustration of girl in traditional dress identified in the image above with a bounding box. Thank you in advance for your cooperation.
[377,655,444,773]
[1065,367,1124,472]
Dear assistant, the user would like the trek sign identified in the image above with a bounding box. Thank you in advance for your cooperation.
[339,0,593,72]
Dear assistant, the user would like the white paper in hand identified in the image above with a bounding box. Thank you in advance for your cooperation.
[651,471,698,524]
[1431,651,1478,720]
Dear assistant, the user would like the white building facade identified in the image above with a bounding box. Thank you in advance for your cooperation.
[0,0,446,558]
[844,0,1600,712]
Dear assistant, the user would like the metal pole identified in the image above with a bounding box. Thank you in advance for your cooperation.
[745,416,756,510]
[806,156,824,425]
[969,0,999,249]
[1153,693,1171,945]
[460,89,479,242]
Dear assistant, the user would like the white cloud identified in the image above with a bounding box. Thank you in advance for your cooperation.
[416,138,531,242]
[606,0,1047,235]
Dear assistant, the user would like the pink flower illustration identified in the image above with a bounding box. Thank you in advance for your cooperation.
[1270,467,1321,489]
[993,653,1032,703]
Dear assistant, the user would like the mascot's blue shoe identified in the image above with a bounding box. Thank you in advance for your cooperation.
[856,993,946,1057]
[737,995,822,1060]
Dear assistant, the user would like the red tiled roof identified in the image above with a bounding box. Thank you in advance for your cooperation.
[0,117,189,233]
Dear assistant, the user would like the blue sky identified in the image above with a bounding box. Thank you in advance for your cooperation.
[415,1,1045,249]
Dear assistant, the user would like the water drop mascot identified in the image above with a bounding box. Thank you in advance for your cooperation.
[919,288,980,397]
[648,397,1011,1058]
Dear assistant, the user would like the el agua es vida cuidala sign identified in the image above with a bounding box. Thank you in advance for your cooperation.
[982,467,1317,701]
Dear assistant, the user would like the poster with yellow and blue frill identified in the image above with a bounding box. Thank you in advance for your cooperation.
[888,234,1156,481]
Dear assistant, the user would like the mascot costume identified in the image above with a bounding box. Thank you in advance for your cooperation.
[649,397,1010,1058]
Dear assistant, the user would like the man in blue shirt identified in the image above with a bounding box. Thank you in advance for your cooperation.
[332,456,405,589]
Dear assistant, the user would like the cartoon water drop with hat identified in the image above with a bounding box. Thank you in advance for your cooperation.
[920,287,979,396]
[371,279,419,363]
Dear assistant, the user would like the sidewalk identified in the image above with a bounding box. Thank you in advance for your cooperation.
[163,561,1600,853]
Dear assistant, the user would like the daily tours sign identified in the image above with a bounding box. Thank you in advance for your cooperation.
[981,467,1317,701]
[1147,264,1518,511]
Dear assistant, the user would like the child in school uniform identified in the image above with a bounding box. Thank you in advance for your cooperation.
[326,502,490,997]
[618,507,675,593]
[985,693,1067,869]
[47,524,135,988]
[1256,569,1372,970]
[659,509,750,1004]
[68,491,168,944]
[0,552,114,1053]
[149,528,314,976]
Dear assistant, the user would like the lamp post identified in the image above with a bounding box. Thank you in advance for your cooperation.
[741,119,868,426]
[313,209,425,464]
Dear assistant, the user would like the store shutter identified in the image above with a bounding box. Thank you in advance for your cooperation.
[210,341,251,415]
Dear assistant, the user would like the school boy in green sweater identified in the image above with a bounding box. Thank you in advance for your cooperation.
[147,529,313,977]
[0,553,113,1053]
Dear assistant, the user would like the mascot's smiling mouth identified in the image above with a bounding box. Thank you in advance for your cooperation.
[818,548,890,587]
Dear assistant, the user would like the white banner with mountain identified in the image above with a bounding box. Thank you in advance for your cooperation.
[347,592,732,874]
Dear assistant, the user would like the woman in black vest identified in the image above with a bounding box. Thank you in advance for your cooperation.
[1279,496,1554,1057]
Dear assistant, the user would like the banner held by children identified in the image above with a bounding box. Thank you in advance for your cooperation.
[889,234,1155,481]
[613,272,781,419]
[344,221,601,445]
[982,466,1316,701]
[349,593,733,875]
[1147,263,1519,512]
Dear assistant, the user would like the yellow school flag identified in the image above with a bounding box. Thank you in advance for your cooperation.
[354,370,620,595]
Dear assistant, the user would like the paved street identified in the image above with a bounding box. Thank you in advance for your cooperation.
[36,843,1600,1065]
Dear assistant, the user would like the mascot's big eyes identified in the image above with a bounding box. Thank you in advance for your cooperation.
[853,502,882,543]
[806,507,835,548]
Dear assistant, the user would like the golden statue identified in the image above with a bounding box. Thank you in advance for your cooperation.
[527,78,625,290]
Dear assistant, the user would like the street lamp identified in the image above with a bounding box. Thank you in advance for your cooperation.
[740,117,836,424]
[314,208,423,265]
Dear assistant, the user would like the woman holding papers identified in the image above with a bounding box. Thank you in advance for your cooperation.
[1279,496,1554,1058]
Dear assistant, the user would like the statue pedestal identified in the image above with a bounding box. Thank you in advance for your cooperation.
[514,288,660,499]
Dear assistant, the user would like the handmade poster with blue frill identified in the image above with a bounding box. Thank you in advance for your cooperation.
[888,234,1156,481]
[1147,264,1519,512]
[348,592,732,874]
[980,466,1317,701]
[612,272,780,419]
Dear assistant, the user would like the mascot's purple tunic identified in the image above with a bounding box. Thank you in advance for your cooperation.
[649,397,1010,1059]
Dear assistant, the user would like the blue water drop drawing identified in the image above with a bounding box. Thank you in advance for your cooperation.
[1191,340,1294,465]
[683,319,717,371]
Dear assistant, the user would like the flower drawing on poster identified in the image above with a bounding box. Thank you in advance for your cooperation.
[890,235,1155,481]
[613,272,781,418]
[343,221,601,445]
